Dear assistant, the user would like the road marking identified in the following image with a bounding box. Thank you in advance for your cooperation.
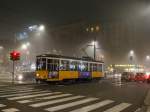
[0,89,39,95]
[30,95,85,107]
[17,92,66,103]
[2,108,19,112]
[0,90,49,97]
[8,92,54,100]
[0,104,6,107]
[103,103,132,112]
[70,100,114,112]
[134,108,141,112]
[0,87,34,92]
[36,93,72,100]
[45,98,98,112]
[18,93,72,104]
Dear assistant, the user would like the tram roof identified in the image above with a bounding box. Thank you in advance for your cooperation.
[36,54,104,63]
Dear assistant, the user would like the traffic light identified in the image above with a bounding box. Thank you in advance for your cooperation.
[10,51,20,61]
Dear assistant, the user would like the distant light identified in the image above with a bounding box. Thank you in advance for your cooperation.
[38,25,45,31]
[21,44,27,50]
[31,63,36,70]
[18,75,23,81]
[90,27,94,32]
[86,28,89,32]
[0,46,4,50]
[130,50,134,56]
[26,42,30,47]
[96,26,100,31]
[146,55,150,60]
[28,25,38,31]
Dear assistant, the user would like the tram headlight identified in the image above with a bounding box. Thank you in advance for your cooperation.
[36,73,40,77]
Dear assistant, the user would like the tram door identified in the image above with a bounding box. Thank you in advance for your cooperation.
[47,59,59,79]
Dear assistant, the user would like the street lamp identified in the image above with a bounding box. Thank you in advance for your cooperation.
[21,44,28,50]
[86,25,100,60]
[130,50,134,56]
[38,25,45,32]
[146,55,150,60]
[128,50,134,72]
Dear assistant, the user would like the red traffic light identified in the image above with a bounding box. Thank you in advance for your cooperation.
[10,51,20,61]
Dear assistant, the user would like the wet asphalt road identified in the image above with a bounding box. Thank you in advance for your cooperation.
[0,77,150,112]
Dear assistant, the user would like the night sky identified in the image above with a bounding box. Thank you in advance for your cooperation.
[0,0,150,64]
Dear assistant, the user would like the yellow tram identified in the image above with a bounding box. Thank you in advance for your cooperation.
[35,54,104,82]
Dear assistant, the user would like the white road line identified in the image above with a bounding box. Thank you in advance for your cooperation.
[0,87,34,92]
[103,103,132,112]
[134,108,141,112]
[17,92,63,103]
[0,104,6,107]
[0,90,49,97]
[70,100,114,112]
[0,89,39,95]
[18,93,72,104]
[2,108,19,112]
[0,89,35,93]
[45,98,98,112]
[8,92,54,100]
[30,95,85,108]
[36,93,72,100]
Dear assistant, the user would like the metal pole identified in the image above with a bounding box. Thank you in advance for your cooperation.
[94,37,96,60]
[12,60,15,84]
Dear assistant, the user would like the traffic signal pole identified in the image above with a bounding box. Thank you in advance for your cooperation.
[10,50,20,84]
[12,60,15,84]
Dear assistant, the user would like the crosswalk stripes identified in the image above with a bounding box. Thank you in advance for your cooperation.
[17,93,71,104]
[44,98,98,112]
[70,100,114,112]
[0,89,41,95]
[103,103,132,112]
[1,90,49,97]
[0,104,6,107]
[30,95,85,107]
[8,92,55,100]
[1,108,19,112]
[0,85,140,112]
[0,87,34,92]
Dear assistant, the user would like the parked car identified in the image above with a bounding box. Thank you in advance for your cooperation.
[134,73,147,82]
[121,72,135,81]
[147,75,150,83]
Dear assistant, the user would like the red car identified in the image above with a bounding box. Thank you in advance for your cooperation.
[134,73,147,82]
[147,75,150,83]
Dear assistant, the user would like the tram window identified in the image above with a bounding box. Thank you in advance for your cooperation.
[47,59,59,71]
[36,58,46,70]
[78,62,88,71]
[70,61,77,71]
[60,60,69,71]
[36,58,41,70]
[41,58,46,70]
[97,64,102,72]
[93,64,97,71]
[47,59,53,63]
